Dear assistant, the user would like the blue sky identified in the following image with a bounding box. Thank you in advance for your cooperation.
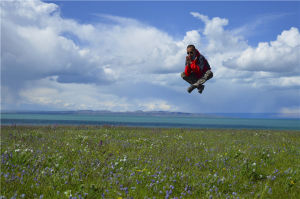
[52,1,300,44]
[1,0,300,116]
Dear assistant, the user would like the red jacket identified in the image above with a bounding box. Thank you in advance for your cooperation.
[184,49,211,79]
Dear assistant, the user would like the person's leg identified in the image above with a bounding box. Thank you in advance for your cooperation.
[181,72,198,84]
[181,72,198,93]
[193,70,213,87]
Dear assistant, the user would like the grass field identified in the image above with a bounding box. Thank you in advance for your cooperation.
[1,125,299,199]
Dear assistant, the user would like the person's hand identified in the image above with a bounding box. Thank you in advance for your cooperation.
[186,56,191,66]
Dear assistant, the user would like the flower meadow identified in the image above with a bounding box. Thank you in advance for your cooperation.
[1,125,299,199]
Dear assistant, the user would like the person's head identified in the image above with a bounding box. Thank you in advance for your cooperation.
[187,44,196,59]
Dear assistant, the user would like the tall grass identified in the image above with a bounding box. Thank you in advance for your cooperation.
[1,126,299,198]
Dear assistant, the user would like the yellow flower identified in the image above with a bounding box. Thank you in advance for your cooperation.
[223,168,226,171]
[117,197,123,199]
[291,180,295,185]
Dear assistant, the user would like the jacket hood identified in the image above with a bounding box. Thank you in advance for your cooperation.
[195,49,201,59]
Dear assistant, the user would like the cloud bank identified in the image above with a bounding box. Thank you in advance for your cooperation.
[1,1,299,113]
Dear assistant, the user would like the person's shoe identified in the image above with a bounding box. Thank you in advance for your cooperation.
[198,85,205,93]
[187,85,197,93]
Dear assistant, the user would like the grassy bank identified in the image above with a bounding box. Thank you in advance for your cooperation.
[1,126,299,198]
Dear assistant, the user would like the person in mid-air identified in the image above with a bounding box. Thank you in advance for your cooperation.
[181,44,213,93]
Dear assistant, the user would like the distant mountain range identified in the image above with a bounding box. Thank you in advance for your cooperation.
[2,110,299,119]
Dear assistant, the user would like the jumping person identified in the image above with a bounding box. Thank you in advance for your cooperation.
[181,44,213,93]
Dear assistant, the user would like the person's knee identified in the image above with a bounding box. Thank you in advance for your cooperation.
[181,72,186,79]
[207,70,213,80]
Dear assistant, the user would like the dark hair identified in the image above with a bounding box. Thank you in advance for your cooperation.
[187,44,196,50]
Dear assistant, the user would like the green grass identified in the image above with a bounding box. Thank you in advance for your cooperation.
[1,125,299,198]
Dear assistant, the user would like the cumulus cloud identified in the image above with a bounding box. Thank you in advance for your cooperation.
[279,107,300,118]
[1,0,193,111]
[190,12,248,54]
[224,27,300,75]
[1,1,299,113]
[18,76,178,111]
[190,12,300,90]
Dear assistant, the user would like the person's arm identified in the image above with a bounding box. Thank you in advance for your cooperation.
[198,55,206,71]
[184,56,192,76]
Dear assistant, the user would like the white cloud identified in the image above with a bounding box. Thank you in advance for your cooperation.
[279,107,300,118]
[1,0,189,111]
[190,12,300,90]
[18,76,178,112]
[191,12,247,54]
[1,1,299,113]
[137,100,175,111]
[224,27,300,74]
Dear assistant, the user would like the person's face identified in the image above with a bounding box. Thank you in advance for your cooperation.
[187,47,195,59]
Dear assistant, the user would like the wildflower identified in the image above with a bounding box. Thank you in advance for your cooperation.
[268,187,272,194]
[284,168,291,174]
[64,190,72,198]
[232,192,237,196]
[271,176,276,181]
[290,180,295,185]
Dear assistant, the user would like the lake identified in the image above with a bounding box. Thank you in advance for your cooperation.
[1,112,299,130]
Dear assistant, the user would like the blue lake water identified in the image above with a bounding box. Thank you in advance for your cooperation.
[1,113,300,130]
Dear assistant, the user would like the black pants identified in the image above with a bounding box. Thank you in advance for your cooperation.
[181,72,198,85]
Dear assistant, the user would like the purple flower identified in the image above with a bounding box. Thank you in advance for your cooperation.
[268,187,272,194]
